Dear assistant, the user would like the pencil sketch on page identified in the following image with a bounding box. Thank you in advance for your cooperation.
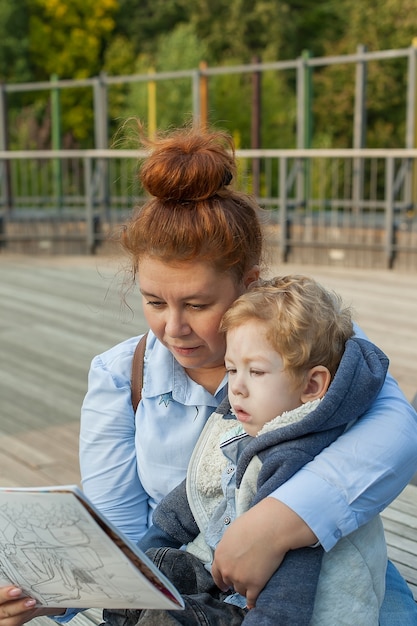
[0,490,183,610]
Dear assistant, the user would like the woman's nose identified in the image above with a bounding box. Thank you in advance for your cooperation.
[165,311,190,337]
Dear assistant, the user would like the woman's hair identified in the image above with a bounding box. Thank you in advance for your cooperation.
[120,124,263,284]
[220,275,354,382]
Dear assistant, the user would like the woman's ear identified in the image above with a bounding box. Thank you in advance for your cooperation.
[300,366,331,403]
[243,265,260,288]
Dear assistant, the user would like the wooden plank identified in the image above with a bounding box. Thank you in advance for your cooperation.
[0,424,81,487]
[383,518,417,543]
[384,532,417,562]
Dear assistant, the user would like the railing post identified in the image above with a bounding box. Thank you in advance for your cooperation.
[94,72,108,150]
[279,156,289,263]
[0,83,12,214]
[251,55,261,198]
[296,51,312,209]
[353,44,367,215]
[199,61,208,130]
[93,73,109,220]
[50,74,63,211]
[192,70,201,127]
[385,156,396,269]
[84,156,95,255]
[147,68,157,138]
[406,40,417,211]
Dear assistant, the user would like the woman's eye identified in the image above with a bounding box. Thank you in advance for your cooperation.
[146,300,164,308]
[251,370,264,376]
[226,368,237,375]
[187,303,206,310]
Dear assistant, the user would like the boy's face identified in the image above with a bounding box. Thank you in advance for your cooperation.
[225,320,304,436]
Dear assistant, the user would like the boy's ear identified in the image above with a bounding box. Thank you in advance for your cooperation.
[300,366,331,403]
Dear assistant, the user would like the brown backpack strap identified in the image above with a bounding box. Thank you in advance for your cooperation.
[131,332,148,413]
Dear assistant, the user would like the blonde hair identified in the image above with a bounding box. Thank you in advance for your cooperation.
[120,125,263,284]
[220,275,354,382]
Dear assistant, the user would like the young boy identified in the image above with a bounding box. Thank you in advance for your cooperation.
[106,276,389,626]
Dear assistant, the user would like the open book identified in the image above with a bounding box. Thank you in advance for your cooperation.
[0,485,184,610]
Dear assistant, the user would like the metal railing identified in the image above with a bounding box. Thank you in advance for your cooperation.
[2,44,417,158]
[1,148,416,269]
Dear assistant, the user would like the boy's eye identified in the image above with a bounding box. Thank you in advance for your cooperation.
[226,368,237,375]
[250,370,264,376]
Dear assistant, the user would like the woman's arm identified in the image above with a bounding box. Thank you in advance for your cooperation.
[80,337,150,542]
[274,371,417,550]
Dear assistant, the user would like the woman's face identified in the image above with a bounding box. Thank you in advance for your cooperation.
[138,256,258,375]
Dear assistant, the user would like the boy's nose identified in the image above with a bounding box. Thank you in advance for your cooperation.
[230,375,248,397]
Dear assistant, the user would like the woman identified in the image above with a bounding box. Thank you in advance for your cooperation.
[1,125,416,625]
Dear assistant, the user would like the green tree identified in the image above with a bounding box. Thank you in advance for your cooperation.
[179,0,285,62]
[3,0,416,151]
[114,0,187,56]
[25,0,119,144]
[28,0,118,80]
[274,0,346,59]
[120,23,209,133]
[0,0,32,82]
[312,0,416,148]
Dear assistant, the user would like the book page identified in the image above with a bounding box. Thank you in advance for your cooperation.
[0,488,183,610]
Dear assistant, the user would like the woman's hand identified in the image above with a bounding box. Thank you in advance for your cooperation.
[0,587,64,626]
[211,497,318,609]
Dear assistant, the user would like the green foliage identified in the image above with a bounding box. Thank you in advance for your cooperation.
[114,0,188,56]
[23,0,119,145]
[28,0,118,80]
[180,0,287,62]
[261,70,297,148]
[209,70,253,144]
[0,0,32,82]
[342,0,417,51]
[103,35,137,137]
[312,0,416,149]
[120,23,209,133]
[274,0,346,58]
[1,0,416,151]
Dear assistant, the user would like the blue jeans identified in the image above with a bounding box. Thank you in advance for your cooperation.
[379,560,417,625]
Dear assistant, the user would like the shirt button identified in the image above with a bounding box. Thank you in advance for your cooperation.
[224,516,231,525]
[334,529,342,539]
[226,467,234,474]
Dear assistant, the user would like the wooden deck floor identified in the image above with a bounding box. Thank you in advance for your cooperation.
[1,252,417,602]
[0,253,148,487]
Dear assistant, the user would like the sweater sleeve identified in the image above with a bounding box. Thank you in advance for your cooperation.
[138,522,184,552]
[151,479,200,546]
